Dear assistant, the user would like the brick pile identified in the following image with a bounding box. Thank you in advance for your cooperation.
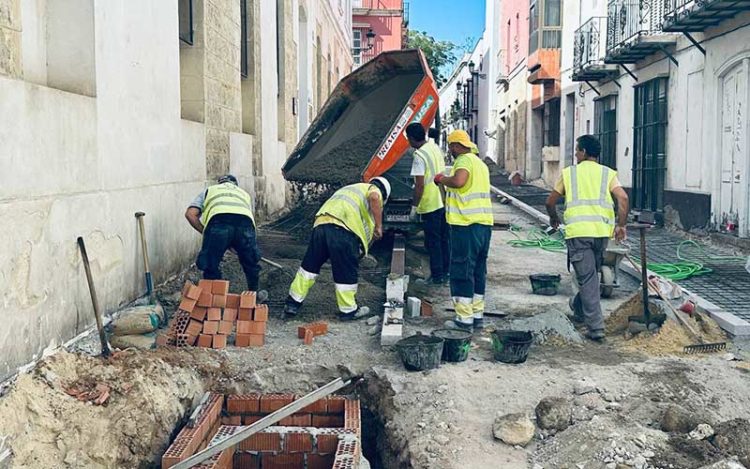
[162,394,363,469]
[164,280,269,349]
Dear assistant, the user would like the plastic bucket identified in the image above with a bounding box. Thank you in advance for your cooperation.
[395,333,444,371]
[432,328,472,362]
[529,273,561,296]
[491,330,533,364]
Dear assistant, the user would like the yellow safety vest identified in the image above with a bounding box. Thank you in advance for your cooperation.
[445,153,494,226]
[414,141,446,214]
[562,161,616,239]
[315,183,378,255]
[201,183,255,228]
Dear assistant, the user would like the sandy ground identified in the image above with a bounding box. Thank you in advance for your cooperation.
[1,201,750,469]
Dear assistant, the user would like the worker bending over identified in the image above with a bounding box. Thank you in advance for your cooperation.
[545,135,629,341]
[284,178,391,320]
[435,130,494,332]
[185,175,267,300]
[406,123,450,285]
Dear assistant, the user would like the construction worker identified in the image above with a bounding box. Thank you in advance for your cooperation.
[284,177,391,320]
[406,122,450,285]
[185,175,267,300]
[545,135,629,341]
[434,130,494,332]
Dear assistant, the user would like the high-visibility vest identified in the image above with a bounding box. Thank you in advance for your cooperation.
[445,153,494,226]
[414,141,446,214]
[315,183,378,255]
[562,161,616,239]
[201,183,255,228]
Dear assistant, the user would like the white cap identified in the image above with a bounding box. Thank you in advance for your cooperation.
[369,177,391,202]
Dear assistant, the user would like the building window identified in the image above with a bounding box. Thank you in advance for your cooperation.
[353,29,362,67]
[633,77,668,212]
[241,0,248,77]
[529,1,539,54]
[543,99,560,146]
[529,0,561,53]
[595,95,617,169]
[179,0,194,45]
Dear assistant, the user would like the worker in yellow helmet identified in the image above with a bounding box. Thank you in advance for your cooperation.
[434,130,494,332]
[185,174,267,301]
[545,135,629,341]
[284,177,391,320]
[406,122,450,285]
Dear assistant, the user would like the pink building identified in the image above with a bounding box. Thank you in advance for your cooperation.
[500,0,529,77]
[352,0,408,67]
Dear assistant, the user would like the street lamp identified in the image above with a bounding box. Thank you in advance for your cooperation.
[468,59,487,79]
[352,28,376,55]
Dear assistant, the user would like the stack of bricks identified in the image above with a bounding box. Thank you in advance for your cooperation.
[165,280,269,349]
[162,393,225,468]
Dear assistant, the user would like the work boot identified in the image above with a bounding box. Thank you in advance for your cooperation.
[339,306,370,321]
[414,276,446,286]
[586,329,605,342]
[444,319,473,333]
[257,290,269,304]
[283,297,301,317]
[473,317,485,330]
[569,294,585,324]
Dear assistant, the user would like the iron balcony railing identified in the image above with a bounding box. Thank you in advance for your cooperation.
[606,0,670,54]
[573,17,608,72]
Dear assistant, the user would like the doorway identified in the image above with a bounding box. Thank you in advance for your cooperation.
[632,77,668,214]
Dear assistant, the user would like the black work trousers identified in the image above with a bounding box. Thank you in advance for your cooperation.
[196,215,261,290]
[300,224,360,285]
[422,208,451,280]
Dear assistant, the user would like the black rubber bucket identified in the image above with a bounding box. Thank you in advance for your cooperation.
[395,332,444,371]
[491,330,533,364]
[529,273,561,296]
[432,328,472,362]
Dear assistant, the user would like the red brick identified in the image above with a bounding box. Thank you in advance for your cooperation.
[207,308,222,321]
[308,453,336,469]
[190,306,208,321]
[236,320,252,334]
[218,320,233,335]
[302,399,327,414]
[238,432,282,452]
[197,334,213,348]
[247,334,264,347]
[260,394,296,413]
[326,396,346,414]
[178,297,197,312]
[312,415,344,428]
[213,334,227,349]
[197,290,213,307]
[240,291,257,308]
[303,329,314,345]
[238,308,253,321]
[227,394,260,413]
[203,321,219,335]
[421,299,433,317]
[186,320,203,336]
[243,414,263,425]
[155,334,170,347]
[279,413,312,426]
[248,321,266,335]
[184,283,203,300]
[253,304,269,322]
[198,279,213,289]
[235,334,251,347]
[186,334,198,346]
[223,308,238,322]
[316,433,340,454]
[284,432,313,453]
[297,322,328,339]
[233,452,260,469]
[212,295,227,308]
[264,453,304,469]
[212,280,230,295]
[226,293,241,309]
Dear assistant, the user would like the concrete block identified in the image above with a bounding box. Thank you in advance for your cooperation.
[406,297,421,318]
[386,275,407,302]
[380,306,404,346]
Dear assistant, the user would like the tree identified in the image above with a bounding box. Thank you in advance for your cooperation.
[407,30,457,88]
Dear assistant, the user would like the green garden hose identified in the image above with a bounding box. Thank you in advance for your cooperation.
[507,226,567,253]
[630,239,745,281]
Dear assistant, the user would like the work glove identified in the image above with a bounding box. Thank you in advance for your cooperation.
[409,206,418,221]
[433,173,445,185]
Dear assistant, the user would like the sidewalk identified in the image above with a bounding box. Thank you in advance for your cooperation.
[489,166,750,335]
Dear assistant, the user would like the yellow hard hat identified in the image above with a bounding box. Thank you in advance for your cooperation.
[446,129,474,149]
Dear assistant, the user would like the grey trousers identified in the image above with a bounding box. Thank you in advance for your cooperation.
[567,237,608,332]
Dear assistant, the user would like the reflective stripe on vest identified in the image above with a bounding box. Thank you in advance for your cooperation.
[445,153,494,226]
[414,141,446,215]
[315,183,377,255]
[562,162,616,239]
[200,183,255,228]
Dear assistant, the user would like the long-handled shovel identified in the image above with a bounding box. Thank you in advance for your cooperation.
[135,212,156,304]
[77,237,111,358]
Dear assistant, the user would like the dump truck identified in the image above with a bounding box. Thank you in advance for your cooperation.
[282,49,440,231]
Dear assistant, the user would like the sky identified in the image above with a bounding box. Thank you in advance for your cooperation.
[407,0,486,54]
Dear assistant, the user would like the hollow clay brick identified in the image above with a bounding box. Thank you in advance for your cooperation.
[247,334,264,347]
[223,308,238,322]
[248,321,266,335]
[303,329,313,345]
[207,308,222,321]
[236,321,252,334]
[178,298,197,313]
[238,432,281,452]
[212,280,230,295]
[198,279,214,290]
[190,306,208,322]
[203,321,219,335]
[238,308,253,321]
[197,291,213,307]
[185,284,203,300]
[260,394,296,413]
[213,334,227,349]
[297,322,328,339]
[212,295,227,308]
[226,293,241,309]
[218,320,233,335]
[253,304,269,322]
[240,291,257,309]
[284,432,313,453]
[197,334,213,348]
[235,334,251,347]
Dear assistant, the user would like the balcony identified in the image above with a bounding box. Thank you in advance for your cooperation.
[605,0,678,64]
[353,0,404,15]
[572,17,620,81]
[663,0,750,32]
